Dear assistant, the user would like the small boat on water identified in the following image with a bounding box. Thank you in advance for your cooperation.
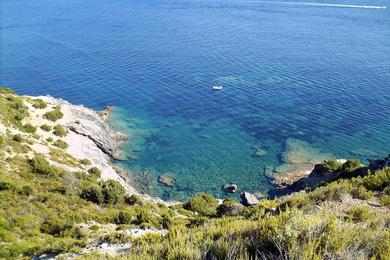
[212,85,223,90]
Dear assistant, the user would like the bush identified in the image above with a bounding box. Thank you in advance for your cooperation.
[13,134,23,142]
[217,198,244,216]
[21,123,36,133]
[80,159,91,165]
[44,106,64,121]
[184,192,219,216]
[53,139,69,149]
[29,155,63,176]
[100,180,126,204]
[348,206,374,222]
[0,87,14,95]
[53,124,67,137]
[0,181,17,191]
[40,124,52,132]
[88,167,101,180]
[19,186,34,196]
[40,215,72,236]
[125,194,143,206]
[80,184,104,204]
[339,160,364,178]
[0,135,3,145]
[46,137,53,142]
[133,208,159,226]
[322,160,342,173]
[351,186,373,200]
[32,99,47,109]
[116,210,134,225]
[361,168,390,191]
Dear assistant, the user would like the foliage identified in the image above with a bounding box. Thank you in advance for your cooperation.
[40,124,52,132]
[53,139,69,149]
[29,155,64,176]
[100,180,126,205]
[322,159,342,173]
[80,159,91,165]
[13,134,23,142]
[184,192,219,216]
[44,106,64,121]
[339,159,365,178]
[21,123,37,133]
[53,124,67,137]
[32,99,47,109]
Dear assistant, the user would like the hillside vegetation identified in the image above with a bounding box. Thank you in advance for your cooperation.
[0,87,389,259]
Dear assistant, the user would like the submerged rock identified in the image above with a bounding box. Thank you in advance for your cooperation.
[251,146,267,158]
[240,192,260,206]
[158,174,176,187]
[222,183,238,193]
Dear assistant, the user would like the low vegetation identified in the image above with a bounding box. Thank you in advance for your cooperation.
[31,98,47,109]
[43,106,64,121]
[53,139,69,149]
[53,124,67,137]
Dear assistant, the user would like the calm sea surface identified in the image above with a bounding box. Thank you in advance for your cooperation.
[1,0,390,200]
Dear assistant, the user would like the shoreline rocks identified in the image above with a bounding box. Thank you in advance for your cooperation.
[158,174,176,187]
[222,183,238,193]
[240,192,261,206]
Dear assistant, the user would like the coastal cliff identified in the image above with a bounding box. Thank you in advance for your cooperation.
[0,88,389,259]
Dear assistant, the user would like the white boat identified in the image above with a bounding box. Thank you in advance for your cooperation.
[212,85,223,90]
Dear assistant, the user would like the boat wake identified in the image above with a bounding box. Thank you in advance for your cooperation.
[245,1,387,9]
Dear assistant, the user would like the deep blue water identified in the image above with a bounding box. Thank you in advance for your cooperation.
[1,0,390,200]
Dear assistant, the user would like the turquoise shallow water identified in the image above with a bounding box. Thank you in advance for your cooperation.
[1,0,390,200]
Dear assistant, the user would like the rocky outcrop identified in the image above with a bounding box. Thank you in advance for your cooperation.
[41,96,125,160]
[240,192,261,206]
[222,183,238,193]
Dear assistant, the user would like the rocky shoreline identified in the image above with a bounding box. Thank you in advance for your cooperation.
[29,95,178,205]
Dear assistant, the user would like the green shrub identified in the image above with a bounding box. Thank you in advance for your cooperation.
[0,87,14,95]
[53,139,69,149]
[80,159,91,165]
[125,194,143,206]
[380,194,390,207]
[19,186,34,196]
[361,168,390,191]
[133,208,159,226]
[40,124,52,132]
[40,215,72,236]
[13,134,23,142]
[100,180,126,204]
[217,198,244,216]
[351,186,373,200]
[0,135,3,145]
[53,124,67,137]
[184,192,219,216]
[339,160,364,178]
[44,106,64,121]
[88,167,101,180]
[80,184,104,204]
[29,155,63,176]
[46,137,53,142]
[21,123,36,133]
[32,99,47,109]
[0,181,17,191]
[322,160,342,172]
[348,206,374,222]
[116,210,134,225]
[160,213,173,229]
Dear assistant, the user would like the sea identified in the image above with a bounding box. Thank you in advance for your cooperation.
[1,0,389,200]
